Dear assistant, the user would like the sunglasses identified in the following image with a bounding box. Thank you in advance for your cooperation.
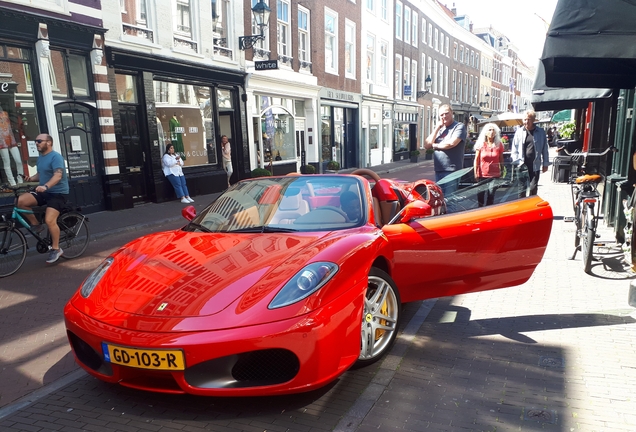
[35,139,49,143]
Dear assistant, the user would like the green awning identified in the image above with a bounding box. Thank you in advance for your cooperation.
[551,110,573,123]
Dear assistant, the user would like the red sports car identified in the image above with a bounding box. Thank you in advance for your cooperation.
[64,168,552,396]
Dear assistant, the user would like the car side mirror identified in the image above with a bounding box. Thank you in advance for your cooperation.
[182,205,197,221]
[399,201,432,223]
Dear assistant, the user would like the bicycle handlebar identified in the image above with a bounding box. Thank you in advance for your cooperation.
[559,146,618,157]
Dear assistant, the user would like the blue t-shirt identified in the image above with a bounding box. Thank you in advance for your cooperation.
[37,151,69,194]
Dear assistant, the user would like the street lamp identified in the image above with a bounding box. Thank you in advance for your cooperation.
[479,92,490,107]
[416,75,432,98]
[238,0,271,51]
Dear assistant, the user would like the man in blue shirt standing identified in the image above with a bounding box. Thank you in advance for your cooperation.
[424,104,467,195]
[18,133,69,263]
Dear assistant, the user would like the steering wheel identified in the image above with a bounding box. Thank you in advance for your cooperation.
[350,168,381,182]
[320,205,349,218]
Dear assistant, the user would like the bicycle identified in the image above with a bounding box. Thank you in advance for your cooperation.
[0,184,90,277]
[561,146,618,274]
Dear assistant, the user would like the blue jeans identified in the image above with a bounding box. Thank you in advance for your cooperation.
[166,174,189,198]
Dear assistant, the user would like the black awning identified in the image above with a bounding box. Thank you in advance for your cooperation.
[531,61,612,111]
[541,0,636,88]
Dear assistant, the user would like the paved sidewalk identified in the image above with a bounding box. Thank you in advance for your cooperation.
[1,155,635,432]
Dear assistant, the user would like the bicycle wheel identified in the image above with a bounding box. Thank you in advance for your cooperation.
[581,206,595,274]
[0,224,27,278]
[58,211,90,259]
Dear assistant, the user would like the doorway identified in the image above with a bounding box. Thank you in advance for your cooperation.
[119,105,149,202]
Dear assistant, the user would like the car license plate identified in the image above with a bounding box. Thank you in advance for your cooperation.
[102,342,185,371]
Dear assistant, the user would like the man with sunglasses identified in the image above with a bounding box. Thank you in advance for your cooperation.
[17,133,69,263]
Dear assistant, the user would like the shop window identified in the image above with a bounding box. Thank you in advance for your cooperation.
[369,125,378,150]
[320,106,331,163]
[0,45,41,188]
[49,50,92,100]
[394,123,409,152]
[261,96,295,163]
[154,80,229,167]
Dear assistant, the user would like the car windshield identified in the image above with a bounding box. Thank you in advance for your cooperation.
[187,176,367,233]
[439,158,531,214]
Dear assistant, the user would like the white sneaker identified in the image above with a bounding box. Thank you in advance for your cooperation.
[181,198,190,203]
[187,197,194,203]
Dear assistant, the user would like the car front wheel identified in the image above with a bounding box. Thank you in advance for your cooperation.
[356,268,401,367]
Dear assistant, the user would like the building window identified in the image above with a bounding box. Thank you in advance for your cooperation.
[395,1,402,40]
[212,0,232,58]
[366,0,374,12]
[298,7,310,65]
[404,6,410,44]
[50,50,92,100]
[411,59,417,101]
[325,9,338,73]
[459,45,464,62]
[421,53,426,90]
[427,23,432,46]
[366,33,376,81]
[380,40,388,84]
[121,0,154,42]
[411,11,418,47]
[277,0,290,58]
[453,42,458,60]
[381,0,387,20]
[403,57,410,100]
[433,60,437,94]
[434,28,438,51]
[175,0,191,34]
[345,20,355,78]
[452,69,457,100]
[444,65,448,97]
[395,54,402,99]
[421,18,426,43]
[251,0,269,53]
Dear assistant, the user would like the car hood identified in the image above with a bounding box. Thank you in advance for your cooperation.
[99,230,330,318]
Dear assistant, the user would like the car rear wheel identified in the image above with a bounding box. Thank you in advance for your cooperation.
[356,268,401,367]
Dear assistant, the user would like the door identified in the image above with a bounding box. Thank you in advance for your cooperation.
[295,119,305,169]
[382,167,553,303]
[119,105,147,202]
[55,103,105,213]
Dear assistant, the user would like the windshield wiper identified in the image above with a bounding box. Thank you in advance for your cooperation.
[186,222,213,233]
[230,226,299,233]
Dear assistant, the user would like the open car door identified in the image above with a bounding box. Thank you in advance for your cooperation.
[383,167,553,303]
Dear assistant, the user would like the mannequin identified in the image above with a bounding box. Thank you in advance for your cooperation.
[0,105,24,186]
[169,113,186,160]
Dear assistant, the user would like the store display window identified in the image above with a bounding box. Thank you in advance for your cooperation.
[260,96,295,163]
[153,80,219,166]
[0,44,41,188]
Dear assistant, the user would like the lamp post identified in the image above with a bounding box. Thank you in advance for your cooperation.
[239,0,271,51]
[416,75,432,98]
[479,92,490,108]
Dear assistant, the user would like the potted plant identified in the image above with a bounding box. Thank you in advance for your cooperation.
[425,148,434,160]
[251,168,272,178]
[300,164,316,174]
[326,160,340,172]
[409,150,420,163]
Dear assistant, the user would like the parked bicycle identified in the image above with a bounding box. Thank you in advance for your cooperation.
[561,146,618,274]
[0,184,90,277]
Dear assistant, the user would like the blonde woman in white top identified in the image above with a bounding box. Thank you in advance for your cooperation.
[162,143,193,203]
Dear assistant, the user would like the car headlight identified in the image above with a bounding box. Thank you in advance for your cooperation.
[80,257,114,298]
[269,262,339,309]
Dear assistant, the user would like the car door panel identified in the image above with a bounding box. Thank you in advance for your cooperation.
[385,196,552,303]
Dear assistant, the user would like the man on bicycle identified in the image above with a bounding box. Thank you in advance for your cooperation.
[17,133,69,263]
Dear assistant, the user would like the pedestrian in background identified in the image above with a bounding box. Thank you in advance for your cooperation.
[162,143,193,204]
[424,104,467,195]
[221,135,232,188]
[474,123,505,207]
[511,110,549,197]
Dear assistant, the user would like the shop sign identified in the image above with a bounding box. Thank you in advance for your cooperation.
[404,85,412,96]
[255,60,279,70]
